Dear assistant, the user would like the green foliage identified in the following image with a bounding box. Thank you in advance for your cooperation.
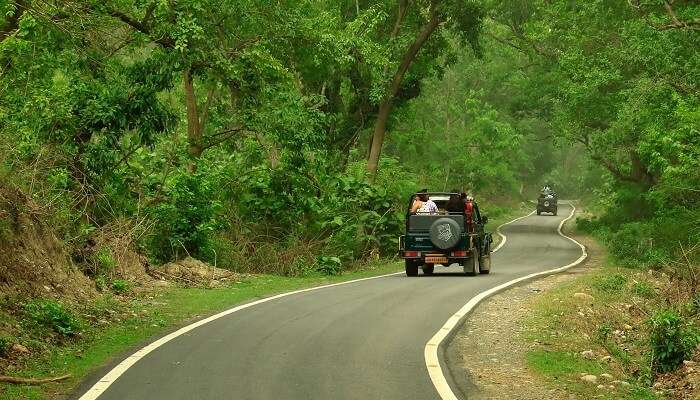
[0,335,11,357]
[597,322,613,343]
[0,217,11,242]
[95,276,108,292]
[686,294,700,316]
[592,273,628,293]
[147,169,227,263]
[96,248,117,275]
[23,300,81,337]
[315,256,342,276]
[111,280,130,294]
[631,282,656,299]
[648,309,700,373]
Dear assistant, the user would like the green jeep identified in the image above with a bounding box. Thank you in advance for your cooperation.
[399,192,493,276]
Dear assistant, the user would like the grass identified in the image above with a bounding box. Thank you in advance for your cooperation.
[0,261,401,400]
[520,227,661,400]
[522,270,659,400]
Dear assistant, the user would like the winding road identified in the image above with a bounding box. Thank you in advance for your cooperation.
[75,203,585,400]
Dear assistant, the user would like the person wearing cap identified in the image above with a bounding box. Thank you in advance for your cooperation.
[410,189,438,214]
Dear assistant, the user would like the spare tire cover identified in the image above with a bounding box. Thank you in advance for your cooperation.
[429,218,461,250]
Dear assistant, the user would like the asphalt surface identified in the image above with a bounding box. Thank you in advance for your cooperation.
[77,204,583,400]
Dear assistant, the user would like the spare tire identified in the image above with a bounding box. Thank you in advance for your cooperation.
[429,218,461,250]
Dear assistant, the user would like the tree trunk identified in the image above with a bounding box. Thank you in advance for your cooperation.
[367,12,441,179]
[183,69,202,171]
[367,101,393,175]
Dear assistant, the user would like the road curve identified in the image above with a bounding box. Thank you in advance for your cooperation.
[74,203,583,400]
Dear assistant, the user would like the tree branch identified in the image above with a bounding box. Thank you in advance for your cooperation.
[0,374,71,385]
[628,0,700,31]
[485,31,530,54]
[108,9,175,48]
[1,0,27,43]
[201,127,250,151]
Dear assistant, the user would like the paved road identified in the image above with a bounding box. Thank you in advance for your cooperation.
[76,204,583,400]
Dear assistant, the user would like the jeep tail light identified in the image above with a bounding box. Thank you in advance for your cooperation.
[451,250,467,257]
[404,251,420,257]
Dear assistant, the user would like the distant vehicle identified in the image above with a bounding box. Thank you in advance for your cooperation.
[537,189,558,215]
[398,192,493,276]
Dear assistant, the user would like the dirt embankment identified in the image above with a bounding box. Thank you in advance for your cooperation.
[0,185,96,302]
[0,183,237,301]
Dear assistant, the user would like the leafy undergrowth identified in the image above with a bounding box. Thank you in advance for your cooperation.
[0,261,401,400]
[522,238,699,400]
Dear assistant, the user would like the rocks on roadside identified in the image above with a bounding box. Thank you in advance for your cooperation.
[581,350,596,360]
[581,374,598,384]
[600,373,614,381]
[601,355,613,363]
[10,343,30,354]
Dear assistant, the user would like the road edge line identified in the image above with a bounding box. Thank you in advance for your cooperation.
[424,203,587,400]
[77,270,403,400]
[492,210,536,253]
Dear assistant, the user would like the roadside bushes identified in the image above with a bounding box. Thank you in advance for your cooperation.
[23,300,81,337]
[577,206,700,270]
[649,309,700,373]
[206,157,413,275]
[147,168,227,263]
[0,336,11,357]
[592,273,627,293]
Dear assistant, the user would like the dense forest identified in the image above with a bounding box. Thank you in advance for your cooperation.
[0,0,698,397]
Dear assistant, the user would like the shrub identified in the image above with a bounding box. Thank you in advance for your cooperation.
[147,169,226,263]
[315,256,342,276]
[608,222,670,268]
[0,218,11,242]
[95,276,107,291]
[0,336,11,357]
[596,322,613,343]
[111,279,130,294]
[94,247,117,276]
[648,309,700,373]
[288,256,316,277]
[24,300,81,337]
[575,216,598,234]
[687,293,700,316]
[631,281,656,298]
[592,273,628,293]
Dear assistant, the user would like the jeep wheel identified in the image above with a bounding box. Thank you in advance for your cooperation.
[422,264,434,276]
[554,208,558,216]
[479,253,491,274]
[405,260,419,277]
[464,255,479,276]
[536,209,541,215]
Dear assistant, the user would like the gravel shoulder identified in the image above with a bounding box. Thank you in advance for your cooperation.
[446,214,596,400]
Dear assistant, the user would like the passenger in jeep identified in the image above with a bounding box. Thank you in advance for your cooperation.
[446,191,465,213]
[410,190,438,214]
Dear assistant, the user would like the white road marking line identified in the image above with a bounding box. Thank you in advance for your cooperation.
[424,203,587,400]
[77,271,402,400]
[492,210,536,252]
